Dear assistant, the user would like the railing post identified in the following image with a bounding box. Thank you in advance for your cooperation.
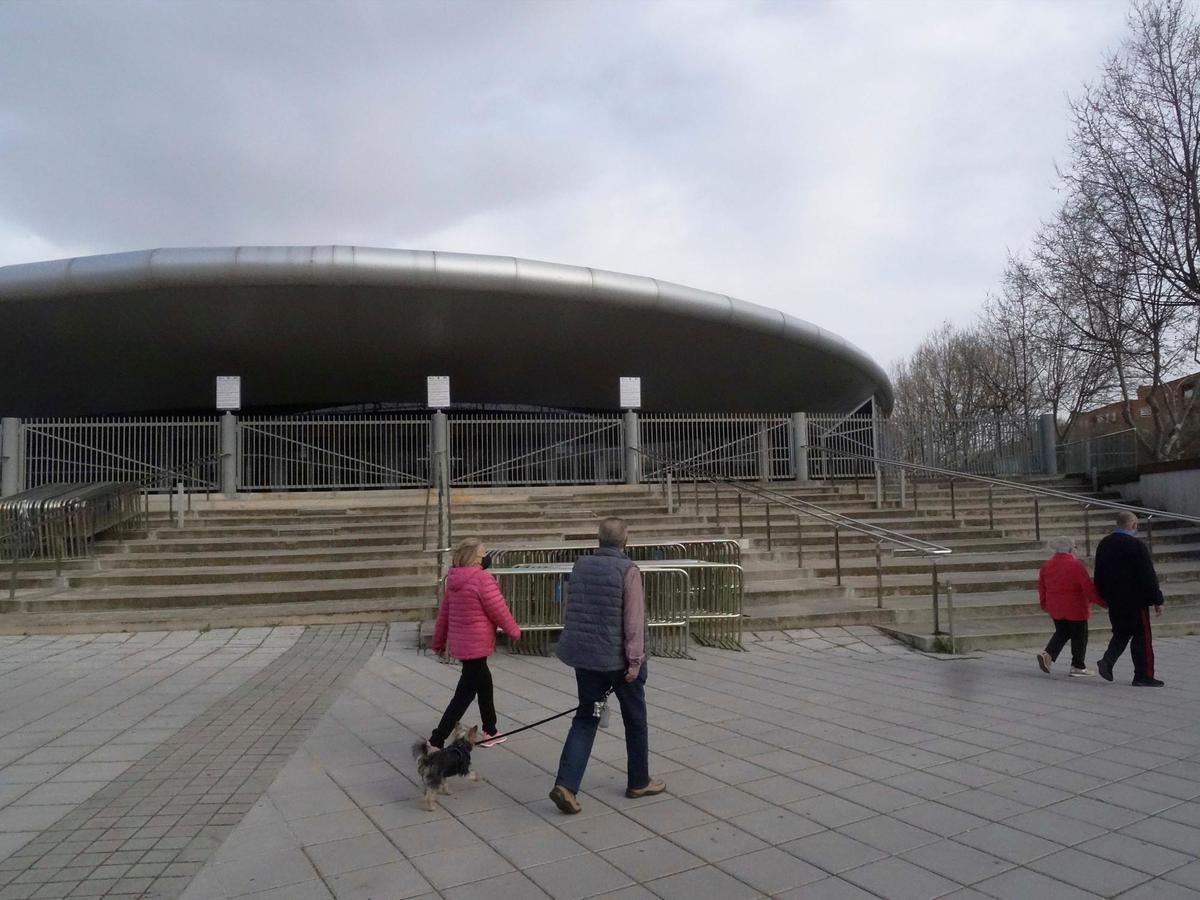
[694,477,700,513]
[174,482,184,528]
[765,503,772,551]
[899,469,907,507]
[1034,497,1041,542]
[1147,517,1154,559]
[220,412,238,498]
[946,582,956,653]
[913,478,919,512]
[623,410,641,485]
[931,562,940,634]
[737,491,744,537]
[791,412,809,482]
[796,516,804,567]
[666,469,674,515]
[949,480,956,518]
[758,426,771,483]
[875,540,883,608]
[714,483,721,526]
[1083,504,1092,558]
[1,418,21,497]
[1039,413,1058,476]
[834,525,842,585]
[875,468,883,510]
[987,485,994,530]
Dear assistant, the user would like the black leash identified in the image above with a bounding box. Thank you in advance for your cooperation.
[480,687,613,747]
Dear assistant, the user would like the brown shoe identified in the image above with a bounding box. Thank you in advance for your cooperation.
[549,785,581,814]
[625,780,666,799]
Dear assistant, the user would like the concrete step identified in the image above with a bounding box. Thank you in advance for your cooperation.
[66,560,440,588]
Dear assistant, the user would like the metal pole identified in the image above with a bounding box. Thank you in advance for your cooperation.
[987,485,994,530]
[931,563,940,634]
[694,477,700,513]
[737,492,744,537]
[0,418,21,498]
[1034,497,1041,542]
[874,468,883,510]
[1147,517,1154,559]
[796,516,803,568]
[1083,504,1091,558]
[949,480,956,518]
[623,410,641,485]
[834,525,842,585]
[220,411,238,498]
[765,503,772,551]
[899,469,907,507]
[913,478,919,512]
[666,469,674,515]
[875,541,883,608]
[175,482,184,528]
[946,582,956,653]
[714,483,721,526]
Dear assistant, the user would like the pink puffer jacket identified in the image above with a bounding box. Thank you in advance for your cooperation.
[432,566,521,660]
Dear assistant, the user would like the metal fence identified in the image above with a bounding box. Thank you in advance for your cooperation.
[21,418,220,491]
[807,413,875,479]
[1059,429,1139,476]
[640,414,793,481]
[448,413,624,486]
[239,416,430,490]
[883,415,1042,476]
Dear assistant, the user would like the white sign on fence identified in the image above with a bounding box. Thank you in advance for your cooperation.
[619,376,642,409]
[215,376,241,410]
[426,376,451,409]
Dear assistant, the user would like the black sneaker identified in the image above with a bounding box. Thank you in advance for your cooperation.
[1096,659,1113,682]
[1132,677,1165,687]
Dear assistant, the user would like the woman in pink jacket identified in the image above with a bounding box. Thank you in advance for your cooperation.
[429,538,521,748]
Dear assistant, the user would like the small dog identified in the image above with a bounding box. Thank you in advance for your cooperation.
[411,723,479,811]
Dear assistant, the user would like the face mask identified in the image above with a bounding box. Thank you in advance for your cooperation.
[480,553,493,570]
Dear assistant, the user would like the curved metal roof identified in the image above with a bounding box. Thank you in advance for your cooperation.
[0,246,892,415]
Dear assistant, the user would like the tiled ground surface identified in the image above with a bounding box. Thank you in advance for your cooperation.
[1,625,1198,899]
[0,626,383,899]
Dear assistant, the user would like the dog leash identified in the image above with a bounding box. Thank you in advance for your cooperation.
[480,687,614,748]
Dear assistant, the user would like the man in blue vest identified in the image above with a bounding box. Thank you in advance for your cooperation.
[549,517,666,814]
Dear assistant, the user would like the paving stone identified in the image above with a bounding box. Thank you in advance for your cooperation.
[323,859,431,900]
[441,870,551,900]
[974,865,1103,900]
[841,856,961,900]
[716,846,827,894]
[409,844,512,891]
[642,864,761,900]
[600,837,704,882]
[523,853,633,900]
[780,830,887,874]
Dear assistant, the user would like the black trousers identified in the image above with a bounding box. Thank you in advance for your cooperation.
[1045,619,1088,669]
[431,657,496,747]
[1102,610,1156,680]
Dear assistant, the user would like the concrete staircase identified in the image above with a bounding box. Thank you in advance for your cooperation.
[2,478,1198,649]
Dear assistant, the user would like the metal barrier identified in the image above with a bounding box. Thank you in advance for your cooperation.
[489,540,688,567]
[239,416,430,490]
[492,564,693,658]
[640,414,793,481]
[22,418,220,491]
[1,482,145,599]
[449,413,624,486]
[638,560,744,651]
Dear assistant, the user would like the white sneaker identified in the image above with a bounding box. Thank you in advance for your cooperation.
[1037,651,1052,674]
[1070,667,1095,677]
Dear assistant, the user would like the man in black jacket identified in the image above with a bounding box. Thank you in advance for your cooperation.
[1094,511,1165,686]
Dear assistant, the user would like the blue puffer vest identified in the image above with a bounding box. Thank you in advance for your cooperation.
[556,546,635,672]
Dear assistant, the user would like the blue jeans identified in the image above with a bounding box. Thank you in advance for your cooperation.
[554,663,649,794]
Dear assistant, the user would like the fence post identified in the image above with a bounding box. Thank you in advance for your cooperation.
[174,482,185,528]
[758,426,771,483]
[1039,413,1058,476]
[796,516,804,568]
[765,503,772,551]
[875,541,883,608]
[220,412,238,498]
[791,412,809,482]
[871,397,883,509]
[833,525,842,585]
[0,418,21,497]
[931,562,940,634]
[946,582,956,653]
[623,410,641,485]
[431,411,451,550]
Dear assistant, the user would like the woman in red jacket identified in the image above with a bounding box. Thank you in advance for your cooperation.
[1037,536,1107,677]
[429,538,521,748]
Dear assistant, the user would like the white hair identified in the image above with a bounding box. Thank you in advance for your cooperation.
[1050,536,1075,554]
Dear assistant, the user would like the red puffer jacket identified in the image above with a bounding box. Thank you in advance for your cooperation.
[1038,552,1106,621]
[432,566,521,660]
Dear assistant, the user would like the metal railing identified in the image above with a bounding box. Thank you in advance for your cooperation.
[884,414,1042,476]
[640,446,952,614]
[239,416,430,490]
[806,445,1200,558]
[448,413,624,486]
[1059,429,1139,476]
[21,418,220,491]
[640,414,793,481]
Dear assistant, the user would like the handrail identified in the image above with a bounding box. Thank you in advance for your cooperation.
[807,445,1200,528]
[632,445,951,559]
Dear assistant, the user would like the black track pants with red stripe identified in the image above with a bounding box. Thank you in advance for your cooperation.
[1102,609,1155,680]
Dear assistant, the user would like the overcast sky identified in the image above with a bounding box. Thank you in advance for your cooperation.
[0,0,1130,369]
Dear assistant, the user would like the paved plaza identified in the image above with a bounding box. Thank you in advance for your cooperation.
[0,627,1197,899]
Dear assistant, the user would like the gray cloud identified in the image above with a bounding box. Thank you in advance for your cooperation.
[0,0,1129,369]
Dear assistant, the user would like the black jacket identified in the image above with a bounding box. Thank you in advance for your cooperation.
[1093,531,1163,616]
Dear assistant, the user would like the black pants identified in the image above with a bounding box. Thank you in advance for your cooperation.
[1102,610,1156,680]
[431,657,496,747]
[1045,619,1088,669]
